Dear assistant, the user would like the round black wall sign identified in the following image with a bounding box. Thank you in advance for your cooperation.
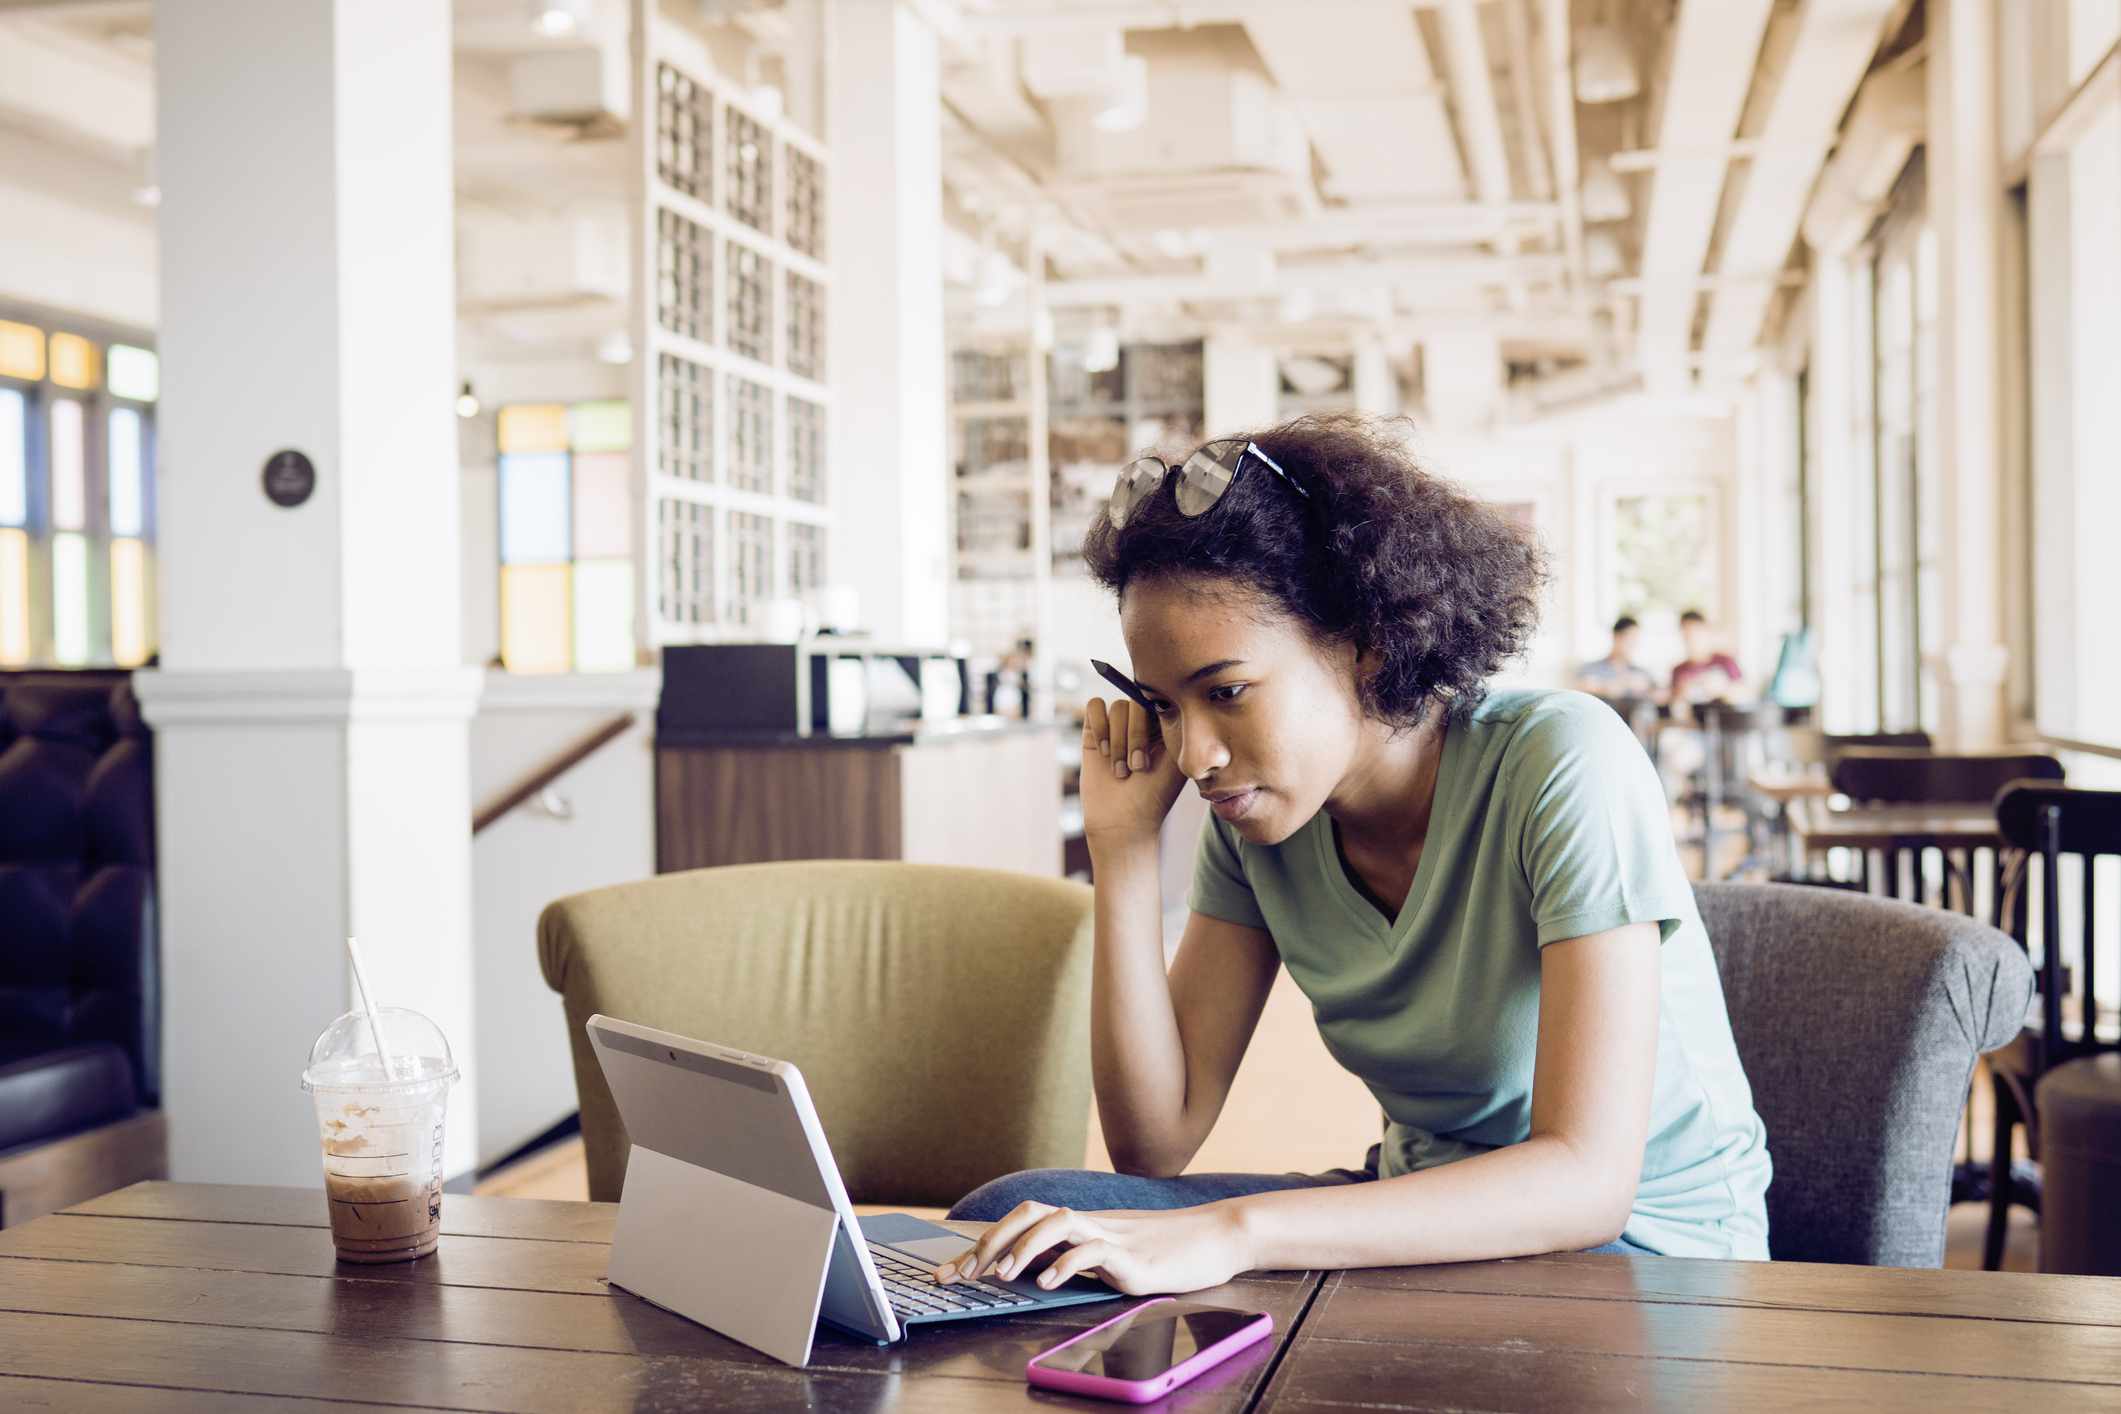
[262,449,316,508]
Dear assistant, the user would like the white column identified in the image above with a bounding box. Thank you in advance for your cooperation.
[137,0,480,1185]
[825,0,950,645]
[1806,254,1862,734]
[1927,0,2010,747]
[1204,335,1278,436]
[1351,339,1402,418]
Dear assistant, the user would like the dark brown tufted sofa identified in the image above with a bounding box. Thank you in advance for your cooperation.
[0,669,167,1226]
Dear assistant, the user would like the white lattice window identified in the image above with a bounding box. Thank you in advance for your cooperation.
[637,23,829,645]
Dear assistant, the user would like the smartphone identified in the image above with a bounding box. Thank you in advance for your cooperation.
[1025,1298,1274,1404]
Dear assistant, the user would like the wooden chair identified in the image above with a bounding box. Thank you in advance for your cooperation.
[1827,749,2063,917]
[1987,784,2121,1270]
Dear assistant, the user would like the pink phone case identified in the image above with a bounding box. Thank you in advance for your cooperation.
[1024,1297,1275,1404]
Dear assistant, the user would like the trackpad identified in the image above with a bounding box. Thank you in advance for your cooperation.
[859,1212,972,1267]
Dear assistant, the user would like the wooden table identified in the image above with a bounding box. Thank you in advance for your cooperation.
[6,1183,2121,1411]
[1786,798,2017,914]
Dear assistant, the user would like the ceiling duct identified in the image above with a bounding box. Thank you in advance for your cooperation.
[1050,35,1311,232]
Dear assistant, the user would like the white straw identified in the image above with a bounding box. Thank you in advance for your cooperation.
[345,935,397,1081]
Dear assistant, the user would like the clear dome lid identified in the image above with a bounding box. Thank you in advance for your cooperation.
[302,1005,460,1092]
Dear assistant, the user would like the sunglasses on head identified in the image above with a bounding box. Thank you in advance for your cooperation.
[1107,438,1307,531]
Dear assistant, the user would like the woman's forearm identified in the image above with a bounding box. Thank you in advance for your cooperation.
[1224,1134,1637,1271]
[1085,842,1194,1175]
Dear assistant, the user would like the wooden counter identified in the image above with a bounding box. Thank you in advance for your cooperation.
[656,718,1063,877]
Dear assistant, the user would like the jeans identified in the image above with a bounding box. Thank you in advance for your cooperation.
[946,1142,1658,1257]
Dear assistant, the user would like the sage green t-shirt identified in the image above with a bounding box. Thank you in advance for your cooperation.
[1189,688,1772,1259]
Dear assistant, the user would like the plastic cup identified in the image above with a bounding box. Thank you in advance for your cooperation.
[302,1005,460,1263]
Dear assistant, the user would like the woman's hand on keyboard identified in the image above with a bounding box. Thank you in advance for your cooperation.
[934,1200,1249,1298]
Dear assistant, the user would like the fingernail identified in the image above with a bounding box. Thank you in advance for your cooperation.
[1113,760,1126,778]
[1039,1272,1058,1288]
[995,1255,1014,1277]
[1131,750,1145,770]
[1099,738,1109,757]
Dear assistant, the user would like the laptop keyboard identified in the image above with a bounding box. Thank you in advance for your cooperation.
[864,1240,1037,1318]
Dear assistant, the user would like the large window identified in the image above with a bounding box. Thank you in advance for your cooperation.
[0,315,158,668]
[1869,158,1940,734]
[2028,88,2121,748]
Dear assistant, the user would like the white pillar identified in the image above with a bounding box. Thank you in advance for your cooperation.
[1204,335,1278,436]
[1806,254,1862,734]
[1927,0,2010,747]
[825,0,950,645]
[1351,339,1401,418]
[136,0,479,1185]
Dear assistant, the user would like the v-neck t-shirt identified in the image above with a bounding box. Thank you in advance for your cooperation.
[1188,687,1772,1259]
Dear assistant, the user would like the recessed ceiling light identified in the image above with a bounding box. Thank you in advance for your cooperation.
[531,0,583,37]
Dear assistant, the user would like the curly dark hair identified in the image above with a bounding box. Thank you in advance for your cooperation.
[1081,413,1549,729]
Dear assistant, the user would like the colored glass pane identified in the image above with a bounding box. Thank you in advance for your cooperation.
[0,321,43,381]
[108,344,159,402]
[497,403,570,453]
[500,563,572,673]
[109,407,144,536]
[48,333,100,391]
[570,451,632,559]
[53,531,89,664]
[0,528,27,665]
[51,399,85,529]
[571,558,634,672]
[499,452,570,563]
[569,400,631,451]
[0,388,24,525]
[111,538,149,667]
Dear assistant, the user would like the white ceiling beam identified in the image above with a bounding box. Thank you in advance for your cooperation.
[1244,3,1469,203]
[1194,201,1557,250]
[1634,0,1774,392]
[1044,254,1567,306]
[1438,1,1512,208]
[1700,0,1898,363]
[0,15,153,157]
[958,1,1457,34]
[1500,0,1553,201]
[1538,0,1587,312]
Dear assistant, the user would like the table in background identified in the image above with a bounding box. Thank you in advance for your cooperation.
[1786,797,2013,913]
[1746,764,1833,874]
[5,1183,2121,1411]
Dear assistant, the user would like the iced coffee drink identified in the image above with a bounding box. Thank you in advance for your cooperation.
[304,1006,459,1263]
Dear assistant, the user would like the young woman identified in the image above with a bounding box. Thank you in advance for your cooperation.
[935,416,1771,1298]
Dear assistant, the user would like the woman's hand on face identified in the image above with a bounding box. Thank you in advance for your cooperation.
[933,1201,1249,1298]
[1080,695,1188,848]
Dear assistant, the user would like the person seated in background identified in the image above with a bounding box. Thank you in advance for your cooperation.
[1669,610,1743,713]
[1574,616,1659,703]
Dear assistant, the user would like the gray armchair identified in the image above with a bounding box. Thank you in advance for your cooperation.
[1695,881,2032,1266]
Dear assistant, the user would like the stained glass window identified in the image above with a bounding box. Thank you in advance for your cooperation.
[52,531,89,664]
[0,388,24,526]
[494,400,640,673]
[48,333,100,391]
[107,344,158,402]
[0,318,159,667]
[0,528,27,665]
[0,321,43,382]
[109,407,144,536]
[50,399,85,530]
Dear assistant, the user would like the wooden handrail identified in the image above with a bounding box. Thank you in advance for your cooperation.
[472,712,638,836]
